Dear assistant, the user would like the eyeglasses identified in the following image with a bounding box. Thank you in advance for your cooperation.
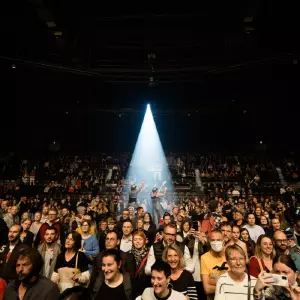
[275,239,287,244]
[221,230,232,233]
[164,233,176,237]
[229,257,245,263]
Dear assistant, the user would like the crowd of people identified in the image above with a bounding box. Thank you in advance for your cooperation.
[0,152,299,300]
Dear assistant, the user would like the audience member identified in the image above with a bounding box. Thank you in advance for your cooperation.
[3,248,60,300]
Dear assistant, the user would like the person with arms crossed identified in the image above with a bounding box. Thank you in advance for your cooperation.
[200,230,229,300]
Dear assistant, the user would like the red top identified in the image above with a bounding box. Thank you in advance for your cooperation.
[248,256,270,278]
[0,278,7,300]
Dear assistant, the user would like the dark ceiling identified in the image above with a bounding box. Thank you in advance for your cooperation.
[2,1,299,83]
[1,2,300,153]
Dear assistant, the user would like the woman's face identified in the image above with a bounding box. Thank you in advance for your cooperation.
[65,234,76,249]
[167,249,180,270]
[22,213,29,219]
[108,223,115,231]
[34,212,41,222]
[260,237,273,256]
[133,235,145,249]
[260,216,268,225]
[241,230,249,241]
[183,222,190,233]
[102,255,120,281]
[144,214,150,223]
[273,262,296,285]
[21,220,32,231]
[255,208,261,215]
[82,222,90,234]
[232,227,240,241]
[137,219,144,229]
[227,250,246,275]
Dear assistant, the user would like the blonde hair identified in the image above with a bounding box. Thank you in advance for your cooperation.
[21,217,32,224]
[225,244,246,261]
[162,244,185,270]
[133,231,147,244]
[107,217,116,224]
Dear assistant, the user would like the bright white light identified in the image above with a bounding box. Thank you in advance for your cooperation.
[260,141,263,144]
[126,104,173,213]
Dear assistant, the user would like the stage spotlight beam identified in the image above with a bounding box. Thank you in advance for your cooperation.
[126,104,173,213]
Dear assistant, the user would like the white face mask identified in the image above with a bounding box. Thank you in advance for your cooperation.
[210,241,224,252]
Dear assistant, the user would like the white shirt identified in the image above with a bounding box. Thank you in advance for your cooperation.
[145,242,194,275]
[192,239,201,282]
[141,288,186,300]
[120,235,133,253]
[232,190,240,196]
[242,224,265,242]
[215,272,257,300]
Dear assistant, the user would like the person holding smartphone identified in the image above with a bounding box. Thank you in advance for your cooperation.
[180,220,208,300]
[253,254,300,300]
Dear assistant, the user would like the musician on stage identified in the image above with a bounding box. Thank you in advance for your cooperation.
[128,180,145,208]
[151,184,167,226]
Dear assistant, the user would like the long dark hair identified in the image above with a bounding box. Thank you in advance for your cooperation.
[240,228,255,257]
[67,231,82,251]
[144,212,154,225]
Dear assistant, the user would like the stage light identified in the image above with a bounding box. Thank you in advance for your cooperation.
[126,104,173,214]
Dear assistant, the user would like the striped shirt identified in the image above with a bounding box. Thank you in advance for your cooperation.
[215,272,257,300]
[170,270,198,300]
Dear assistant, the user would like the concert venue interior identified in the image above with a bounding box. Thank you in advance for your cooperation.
[0,4,300,300]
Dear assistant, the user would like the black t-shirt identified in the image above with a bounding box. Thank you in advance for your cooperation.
[96,281,127,300]
[169,269,195,297]
[54,251,89,273]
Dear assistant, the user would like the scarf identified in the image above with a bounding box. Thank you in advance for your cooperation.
[131,245,148,268]
[38,242,61,278]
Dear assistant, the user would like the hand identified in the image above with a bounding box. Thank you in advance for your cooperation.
[189,228,195,236]
[288,284,300,300]
[254,272,274,294]
[156,232,162,241]
[194,231,206,243]
[71,273,80,282]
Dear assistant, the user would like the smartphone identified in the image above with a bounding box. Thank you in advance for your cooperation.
[270,274,289,287]
[192,221,198,231]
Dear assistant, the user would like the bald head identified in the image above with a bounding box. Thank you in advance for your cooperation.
[273,231,288,253]
[8,225,22,244]
[273,231,286,240]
